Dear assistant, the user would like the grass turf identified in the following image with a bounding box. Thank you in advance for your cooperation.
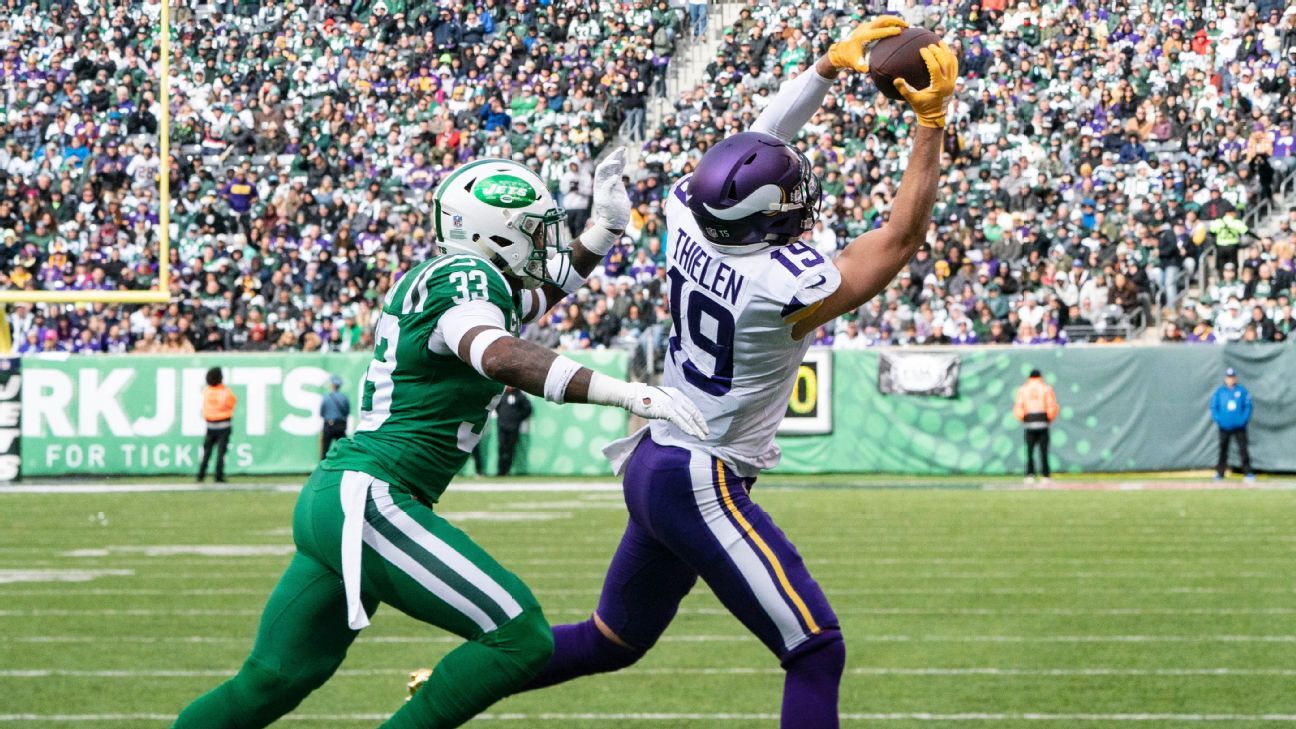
[1,481,1294,727]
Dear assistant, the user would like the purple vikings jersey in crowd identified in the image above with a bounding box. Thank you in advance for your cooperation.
[613,176,841,476]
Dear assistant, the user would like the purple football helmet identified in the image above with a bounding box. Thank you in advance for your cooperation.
[685,131,821,252]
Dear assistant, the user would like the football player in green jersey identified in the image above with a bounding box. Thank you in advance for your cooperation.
[173,150,707,729]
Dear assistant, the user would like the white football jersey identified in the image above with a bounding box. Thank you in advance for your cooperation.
[644,176,842,476]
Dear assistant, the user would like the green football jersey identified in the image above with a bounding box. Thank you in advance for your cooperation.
[324,253,519,503]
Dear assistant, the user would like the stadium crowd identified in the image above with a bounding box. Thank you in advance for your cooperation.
[0,0,1294,358]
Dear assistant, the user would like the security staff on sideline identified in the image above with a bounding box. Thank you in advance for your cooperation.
[1210,367,1254,482]
[1013,369,1059,484]
[319,375,351,459]
[197,367,237,483]
[495,386,532,476]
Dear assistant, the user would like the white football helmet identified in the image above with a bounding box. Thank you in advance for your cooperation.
[432,158,570,289]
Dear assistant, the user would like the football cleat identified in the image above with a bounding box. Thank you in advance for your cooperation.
[407,668,433,701]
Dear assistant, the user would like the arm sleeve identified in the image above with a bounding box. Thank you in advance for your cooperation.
[749,66,835,143]
[517,289,548,324]
[431,300,510,358]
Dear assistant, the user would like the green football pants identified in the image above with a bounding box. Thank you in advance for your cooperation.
[173,468,552,728]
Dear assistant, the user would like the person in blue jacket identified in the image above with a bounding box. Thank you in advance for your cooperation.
[1210,367,1254,481]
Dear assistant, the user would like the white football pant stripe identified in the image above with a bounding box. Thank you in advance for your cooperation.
[688,451,807,652]
[369,480,523,621]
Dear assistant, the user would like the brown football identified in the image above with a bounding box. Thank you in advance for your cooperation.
[868,27,942,101]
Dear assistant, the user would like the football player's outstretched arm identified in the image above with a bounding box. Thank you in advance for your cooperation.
[750,17,907,143]
[436,301,708,438]
[517,149,630,322]
[791,43,958,341]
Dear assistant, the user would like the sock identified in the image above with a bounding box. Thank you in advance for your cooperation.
[781,631,846,729]
[383,609,553,729]
[173,656,322,729]
[521,618,642,691]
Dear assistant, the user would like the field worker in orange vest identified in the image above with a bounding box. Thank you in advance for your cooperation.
[198,367,238,483]
[1013,369,1059,484]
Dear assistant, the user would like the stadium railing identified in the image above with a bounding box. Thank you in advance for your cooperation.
[1191,164,1296,303]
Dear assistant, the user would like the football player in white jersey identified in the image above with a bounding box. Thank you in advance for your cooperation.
[515,17,958,727]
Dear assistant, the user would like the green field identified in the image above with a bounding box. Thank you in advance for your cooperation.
[2,480,1295,727]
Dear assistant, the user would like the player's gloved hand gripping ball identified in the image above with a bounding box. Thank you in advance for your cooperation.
[826,15,908,73]
[893,42,959,128]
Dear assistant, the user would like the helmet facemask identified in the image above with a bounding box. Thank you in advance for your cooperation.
[507,208,572,289]
[786,148,822,238]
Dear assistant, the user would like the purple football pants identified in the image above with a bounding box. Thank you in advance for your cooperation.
[525,436,844,727]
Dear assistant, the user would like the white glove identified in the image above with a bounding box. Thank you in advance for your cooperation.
[591,147,630,234]
[624,384,710,439]
[587,373,709,439]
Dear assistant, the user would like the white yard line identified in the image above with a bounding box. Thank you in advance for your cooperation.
[3,667,1296,679]
[4,606,1296,618]
[9,633,1296,645]
[0,481,620,495]
[5,585,1293,598]
[4,712,1296,722]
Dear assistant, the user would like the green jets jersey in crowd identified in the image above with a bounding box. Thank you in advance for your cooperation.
[323,253,519,503]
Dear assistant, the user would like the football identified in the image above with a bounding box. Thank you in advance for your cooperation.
[868,27,943,101]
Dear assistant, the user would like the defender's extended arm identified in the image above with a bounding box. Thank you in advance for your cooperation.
[436,301,708,438]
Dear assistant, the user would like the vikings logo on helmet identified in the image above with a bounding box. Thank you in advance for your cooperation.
[685,131,821,253]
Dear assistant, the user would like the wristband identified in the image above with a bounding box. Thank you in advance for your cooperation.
[579,224,618,256]
[543,355,585,404]
[467,328,509,376]
[584,371,634,409]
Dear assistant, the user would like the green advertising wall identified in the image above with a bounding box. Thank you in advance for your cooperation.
[19,350,628,478]
[15,344,1294,478]
[773,343,1296,476]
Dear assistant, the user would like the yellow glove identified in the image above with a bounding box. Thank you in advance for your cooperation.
[893,42,959,128]
[827,15,908,73]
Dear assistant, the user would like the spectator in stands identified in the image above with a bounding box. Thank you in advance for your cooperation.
[2,0,1294,354]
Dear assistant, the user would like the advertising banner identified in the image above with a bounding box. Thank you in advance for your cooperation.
[19,350,627,478]
[877,351,961,398]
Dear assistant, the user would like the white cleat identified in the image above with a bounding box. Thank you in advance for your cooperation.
[1040,477,1052,485]
[1024,476,1036,485]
